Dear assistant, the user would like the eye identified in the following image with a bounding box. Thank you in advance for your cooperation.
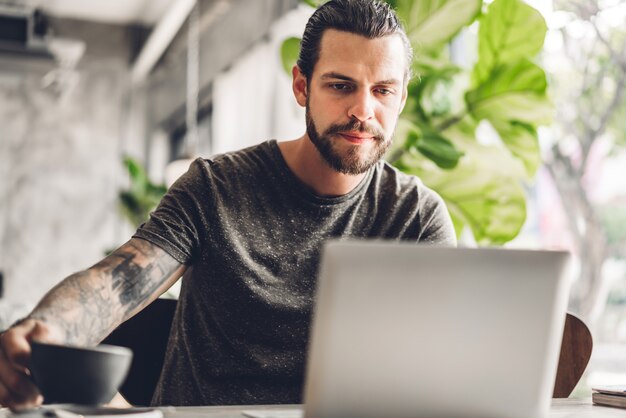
[329,83,353,92]
[375,88,394,96]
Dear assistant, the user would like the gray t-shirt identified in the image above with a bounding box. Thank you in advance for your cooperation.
[134,140,455,406]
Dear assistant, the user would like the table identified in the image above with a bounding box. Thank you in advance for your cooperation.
[2,399,622,418]
[158,399,625,418]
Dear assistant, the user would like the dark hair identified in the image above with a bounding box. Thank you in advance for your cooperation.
[297,0,413,82]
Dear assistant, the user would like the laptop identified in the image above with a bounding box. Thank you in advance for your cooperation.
[245,240,572,418]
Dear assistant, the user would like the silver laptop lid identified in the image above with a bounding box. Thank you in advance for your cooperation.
[304,240,572,418]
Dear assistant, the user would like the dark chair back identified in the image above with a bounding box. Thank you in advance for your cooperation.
[102,297,177,406]
[553,313,593,398]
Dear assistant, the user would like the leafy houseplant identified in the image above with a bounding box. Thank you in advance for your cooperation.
[119,156,167,228]
[281,0,552,245]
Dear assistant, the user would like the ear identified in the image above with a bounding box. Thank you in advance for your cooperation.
[292,65,308,107]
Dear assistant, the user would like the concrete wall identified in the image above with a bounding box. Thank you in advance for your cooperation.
[0,18,140,328]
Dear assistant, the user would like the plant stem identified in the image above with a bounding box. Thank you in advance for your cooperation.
[435,111,467,131]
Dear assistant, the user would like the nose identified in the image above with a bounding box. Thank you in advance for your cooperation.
[347,90,375,123]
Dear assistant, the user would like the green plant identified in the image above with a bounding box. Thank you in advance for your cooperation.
[281,0,552,245]
[119,156,167,228]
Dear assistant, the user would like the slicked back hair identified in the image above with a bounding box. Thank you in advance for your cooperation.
[297,0,413,84]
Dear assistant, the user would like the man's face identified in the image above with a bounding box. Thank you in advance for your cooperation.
[300,29,408,175]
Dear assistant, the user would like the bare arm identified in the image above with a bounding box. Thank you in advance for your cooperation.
[28,237,186,346]
[0,237,185,407]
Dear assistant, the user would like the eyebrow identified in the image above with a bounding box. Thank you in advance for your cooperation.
[320,72,401,86]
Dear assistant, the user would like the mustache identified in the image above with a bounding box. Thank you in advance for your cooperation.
[323,119,385,142]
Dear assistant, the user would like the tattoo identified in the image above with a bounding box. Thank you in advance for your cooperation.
[28,238,183,346]
[107,240,176,318]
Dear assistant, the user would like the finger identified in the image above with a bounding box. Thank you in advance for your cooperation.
[28,322,54,344]
[0,372,42,409]
[7,395,43,411]
[10,392,44,410]
[0,322,35,369]
[0,379,12,407]
[2,320,53,369]
[0,350,41,405]
[5,393,44,411]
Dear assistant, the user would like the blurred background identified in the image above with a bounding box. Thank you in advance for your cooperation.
[0,0,624,398]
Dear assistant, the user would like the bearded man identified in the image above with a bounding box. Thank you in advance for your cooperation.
[0,0,455,408]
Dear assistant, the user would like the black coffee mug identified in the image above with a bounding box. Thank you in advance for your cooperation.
[30,341,133,405]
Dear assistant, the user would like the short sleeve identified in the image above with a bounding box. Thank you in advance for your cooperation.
[133,158,209,264]
[417,187,457,247]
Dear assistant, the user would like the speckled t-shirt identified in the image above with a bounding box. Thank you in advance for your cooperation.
[134,140,456,406]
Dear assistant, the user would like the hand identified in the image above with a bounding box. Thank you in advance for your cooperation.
[0,319,56,409]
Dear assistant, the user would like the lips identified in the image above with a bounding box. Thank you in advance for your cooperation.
[339,132,374,144]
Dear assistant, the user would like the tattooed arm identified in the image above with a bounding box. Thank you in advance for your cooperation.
[0,237,185,407]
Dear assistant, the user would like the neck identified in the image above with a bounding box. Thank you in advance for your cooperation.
[277,134,368,197]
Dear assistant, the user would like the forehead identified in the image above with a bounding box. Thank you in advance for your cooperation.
[314,29,406,82]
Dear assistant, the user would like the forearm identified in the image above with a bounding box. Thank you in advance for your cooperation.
[27,238,185,346]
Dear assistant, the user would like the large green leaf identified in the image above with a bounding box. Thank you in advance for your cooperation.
[466,59,552,126]
[280,37,301,75]
[395,136,527,245]
[417,74,458,117]
[403,56,465,131]
[392,118,464,169]
[411,45,459,79]
[473,0,547,84]
[490,120,542,178]
[416,129,464,169]
[394,0,482,49]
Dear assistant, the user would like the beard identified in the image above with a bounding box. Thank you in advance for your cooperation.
[305,103,392,175]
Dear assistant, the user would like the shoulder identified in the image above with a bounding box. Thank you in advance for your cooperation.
[181,141,275,184]
[374,161,456,246]
[196,141,274,172]
[375,161,443,207]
